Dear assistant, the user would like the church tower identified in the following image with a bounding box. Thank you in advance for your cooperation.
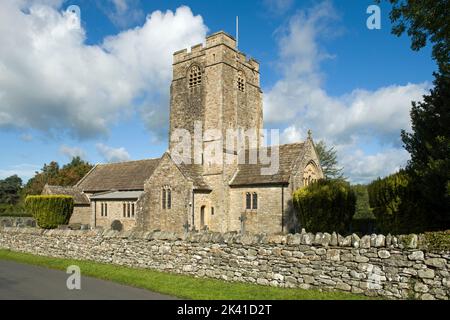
[168,31,264,232]
[169,31,263,169]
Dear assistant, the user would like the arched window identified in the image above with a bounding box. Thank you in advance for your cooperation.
[188,65,202,89]
[167,189,172,209]
[237,70,245,92]
[252,193,258,210]
[162,187,172,210]
[303,162,319,188]
[245,192,251,209]
[162,188,166,209]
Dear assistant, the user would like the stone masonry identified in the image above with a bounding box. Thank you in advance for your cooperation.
[0,227,448,300]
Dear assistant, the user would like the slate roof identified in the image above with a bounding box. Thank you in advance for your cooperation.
[176,163,211,190]
[76,158,161,192]
[43,185,90,205]
[229,143,307,186]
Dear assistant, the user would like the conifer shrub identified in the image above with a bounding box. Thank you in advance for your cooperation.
[25,195,74,229]
[293,179,356,234]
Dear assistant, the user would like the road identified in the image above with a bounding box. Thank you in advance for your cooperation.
[0,260,176,300]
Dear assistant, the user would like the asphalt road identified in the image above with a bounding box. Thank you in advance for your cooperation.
[0,260,176,300]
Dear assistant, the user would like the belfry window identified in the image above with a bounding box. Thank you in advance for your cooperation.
[237,71,245,92]
[189,65,202,89]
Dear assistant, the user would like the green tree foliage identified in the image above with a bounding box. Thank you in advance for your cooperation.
[0,175,24,215]
[315,141,344,180]
[0,175,22,205]
[293,179,356,234]
[374,0,450,232]
[23,157,93,196]
[25,195,74,229]
[401,72,450,230]
[367,171,427,234]
[379,0,449,73]
[352,185,374,220]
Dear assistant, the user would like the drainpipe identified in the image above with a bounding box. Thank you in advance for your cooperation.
[281,186,285,233]
[192,190,195,231]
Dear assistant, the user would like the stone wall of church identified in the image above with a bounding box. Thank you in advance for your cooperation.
[93,201,136,231]
[229,186,292,235]
[137,156,192,233]
[69,205,91,225]
[1,228,448,300]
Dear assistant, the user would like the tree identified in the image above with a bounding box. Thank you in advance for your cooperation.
[315,141,344,180]
[352,184,374,220]
[0,175,22,205]
[23,157,93,196]
[378,0,449,73]
[57,157,93,186]
[23,161,60,196]
[401,72,450,229]
[380,0,450,231]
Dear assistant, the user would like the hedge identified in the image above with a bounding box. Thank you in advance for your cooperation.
[293,179,356,234]
[25,195,74,229]
[367,170,426,234]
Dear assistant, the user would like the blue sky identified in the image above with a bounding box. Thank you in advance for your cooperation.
[0,0,436,183]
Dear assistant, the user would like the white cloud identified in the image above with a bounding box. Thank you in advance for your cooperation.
[59,145,86,159]
[96,143,130,163]
[0,164,41,181]
[265,1,427,183]
[339,148,410,184]
[0,2,208,140]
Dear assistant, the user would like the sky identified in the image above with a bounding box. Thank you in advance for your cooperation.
[0,0,437,184]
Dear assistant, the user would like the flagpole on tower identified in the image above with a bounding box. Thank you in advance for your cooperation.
[236,16,239,49]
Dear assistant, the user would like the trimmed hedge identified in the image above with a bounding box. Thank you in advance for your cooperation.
[25,195,74,229]
[293,179,356,234]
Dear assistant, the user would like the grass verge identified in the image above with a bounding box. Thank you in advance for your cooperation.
[0,249,372,300]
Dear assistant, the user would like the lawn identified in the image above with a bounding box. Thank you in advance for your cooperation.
[0,249,372,300]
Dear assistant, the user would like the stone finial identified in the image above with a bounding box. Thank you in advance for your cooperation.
[307,129,313,140]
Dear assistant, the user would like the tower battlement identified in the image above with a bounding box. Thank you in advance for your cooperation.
[173,31,259,71]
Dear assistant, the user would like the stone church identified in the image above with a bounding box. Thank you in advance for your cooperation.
[44,31,324,234]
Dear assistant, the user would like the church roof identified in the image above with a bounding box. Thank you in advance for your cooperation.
[76,158,161,192]
[229,142,307,186]
[43,185,90,205]
[177,163,211,190]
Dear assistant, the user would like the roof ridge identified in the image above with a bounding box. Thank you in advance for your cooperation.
[95,157,161,167]
[243,141,305,152]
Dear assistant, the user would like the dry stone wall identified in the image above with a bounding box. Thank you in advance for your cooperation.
[0,227,448,300]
